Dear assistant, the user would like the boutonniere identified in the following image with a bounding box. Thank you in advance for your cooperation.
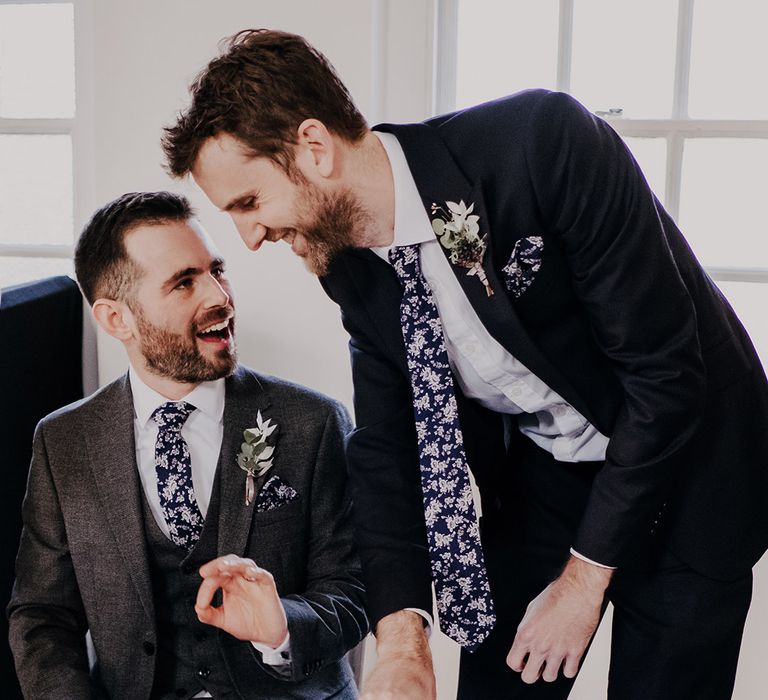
[237,411,278,506]
[431,200,494,297]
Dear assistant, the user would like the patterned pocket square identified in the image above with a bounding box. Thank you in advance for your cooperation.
[502,236,544,298]
[255,474,299,512]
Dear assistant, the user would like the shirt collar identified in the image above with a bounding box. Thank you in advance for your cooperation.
[371,131,434,261]
[129,365,226,428]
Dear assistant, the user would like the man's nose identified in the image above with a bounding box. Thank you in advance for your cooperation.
[231,214,268,251]
[202,273,231,308]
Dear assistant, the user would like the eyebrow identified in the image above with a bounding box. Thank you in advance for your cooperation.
[163,258,225,289]
[222,191,259,212]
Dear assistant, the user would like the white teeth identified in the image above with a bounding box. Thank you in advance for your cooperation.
[200,319,229,334]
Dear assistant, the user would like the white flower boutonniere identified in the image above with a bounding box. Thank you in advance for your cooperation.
[237,410,278,506]
[431,200,494,297]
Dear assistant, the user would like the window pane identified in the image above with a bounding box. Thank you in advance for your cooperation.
[679,139,768,268]
[715,281,768,368]
[0,3,75,118]
[455,0,559,110]
[0,135,73,245]
[622,137,667,205]
[689,1,768,119]
[571,0,677,118]
[0,257,73,291]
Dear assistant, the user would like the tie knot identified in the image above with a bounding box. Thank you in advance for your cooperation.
[388,244,421,282]
[151,401,196,432]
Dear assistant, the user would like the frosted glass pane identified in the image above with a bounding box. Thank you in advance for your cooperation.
[0,3,75,118]
[456,0,559,110]
[679,139,768,268]
[571,0,677,118]
[715,281,768,369]
[622,137,667,205]
[0,135,73,245]
[689,1,768,119]
[0,257,73,291]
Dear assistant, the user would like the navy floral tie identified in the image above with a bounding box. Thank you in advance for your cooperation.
[389,244,496,651]
[151,401,204,550]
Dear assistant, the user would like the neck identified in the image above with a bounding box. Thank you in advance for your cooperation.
[346,131,395,248]
[130,358,200,401]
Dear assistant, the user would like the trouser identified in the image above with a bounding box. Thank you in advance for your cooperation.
[457,440,753,700]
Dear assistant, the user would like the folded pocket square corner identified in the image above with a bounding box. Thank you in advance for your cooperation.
[502,235,544,298]
[255,474,299,512]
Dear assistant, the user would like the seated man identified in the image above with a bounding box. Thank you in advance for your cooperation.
[8,191,367,699]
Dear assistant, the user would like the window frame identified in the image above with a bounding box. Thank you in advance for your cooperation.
[0,0,94,275]
[434,0,768,285]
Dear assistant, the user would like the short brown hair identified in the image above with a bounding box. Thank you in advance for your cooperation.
[75,192,194,306]
[162,29,367,178]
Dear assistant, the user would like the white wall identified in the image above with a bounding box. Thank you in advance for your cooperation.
[84,1,767,698]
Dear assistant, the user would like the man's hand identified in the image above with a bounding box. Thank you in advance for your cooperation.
[195,555,288,648]
[360,610,436,700]
[507,556,612,684]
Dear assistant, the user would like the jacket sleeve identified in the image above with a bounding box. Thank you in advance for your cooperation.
[524,91,707,566]
[320,277,433,631]
[248,400,371,683]
[7,421,93,699]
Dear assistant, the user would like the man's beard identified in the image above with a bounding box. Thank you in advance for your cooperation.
[134,305,237,383]
[276,180,371,277]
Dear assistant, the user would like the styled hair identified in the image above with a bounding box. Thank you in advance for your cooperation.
[162,29,367,178]
[74,191,194,306]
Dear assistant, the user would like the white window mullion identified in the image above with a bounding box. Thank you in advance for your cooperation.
[666,0,695,223]
[433,0,458,115]
[672,0,695,119]
[556,0,574,93]
[0,118,72,134]
[706,267,768,284]
[0,244,73,259]
[664,132,684,222]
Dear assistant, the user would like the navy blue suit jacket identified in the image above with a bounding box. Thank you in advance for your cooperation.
[321,90,768,627]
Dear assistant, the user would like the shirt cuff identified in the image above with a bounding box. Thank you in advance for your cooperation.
[570,547,617,570]
[251,631,291,666]
[405,607,434,639]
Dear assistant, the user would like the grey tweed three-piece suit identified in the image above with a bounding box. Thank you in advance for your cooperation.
[8,366,368,699]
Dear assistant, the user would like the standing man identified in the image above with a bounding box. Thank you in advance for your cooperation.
[163,30,768,700]
[8,191,367,699]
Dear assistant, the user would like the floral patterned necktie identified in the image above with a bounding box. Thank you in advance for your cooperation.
[151,401,204,550]
[389,244,496,651]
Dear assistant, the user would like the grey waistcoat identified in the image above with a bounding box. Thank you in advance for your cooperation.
[141,479,239,700]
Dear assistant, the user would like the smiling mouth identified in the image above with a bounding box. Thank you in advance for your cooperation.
[196,317,233,345]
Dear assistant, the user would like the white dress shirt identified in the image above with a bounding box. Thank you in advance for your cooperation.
[128,368,291,688]
[371,133,614,573]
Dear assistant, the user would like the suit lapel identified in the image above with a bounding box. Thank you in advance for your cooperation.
[372,122,588,412]
[216,368,271,557]
[85,375,154,621]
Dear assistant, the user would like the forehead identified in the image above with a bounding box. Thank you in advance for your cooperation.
[192,133,289,208]
[124,219,221,278]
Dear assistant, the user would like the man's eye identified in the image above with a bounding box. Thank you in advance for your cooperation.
[175,279,192,290]
[212,267,225,278]
[240,197,258,210]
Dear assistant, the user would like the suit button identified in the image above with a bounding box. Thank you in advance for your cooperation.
[197,666,211,679]
[142,641,155,656]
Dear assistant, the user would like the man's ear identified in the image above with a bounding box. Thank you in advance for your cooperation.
[294,118,336,179]
[92,298,135,342]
